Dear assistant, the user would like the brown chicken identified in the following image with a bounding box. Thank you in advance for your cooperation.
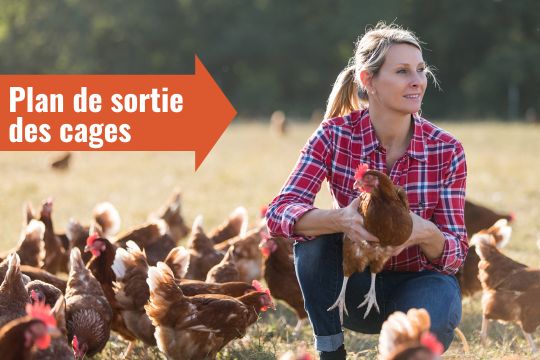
[40,199,69,274]
[208,206,249,245]
[145,262,275,359]
[0,300,62,360]
[84,235,138,350]
[457,201,515,297]
[260,235,307,335]
[50,152,72,170]
[148,189,191,243]
[270,110,287,136]
[472,219,540,352]
[64,202,119,265]
[111,241,157,348]
[164,245,191,279]
[115,220,176,265]
[205,245,240,283]
[0,254,30,328]
[164,243,256,297]
[64,219,92,264]
[179,280,257,297]
[65,248,112,358]
[215,226,266,283]
[21,265,67,293]
[18,220,46,268]
[24,201,37,225]
[0,219,45,267]
[92,201,122,239]
[378,308,443,360]
[464,200,515,237]
[185,216,225,280]
[328,164,413,323]
[27,280,63,308]
[33,295,75,360]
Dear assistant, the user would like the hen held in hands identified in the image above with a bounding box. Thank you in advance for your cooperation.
[328,163,412,323]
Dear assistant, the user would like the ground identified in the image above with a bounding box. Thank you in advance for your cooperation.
[1,119,539,359]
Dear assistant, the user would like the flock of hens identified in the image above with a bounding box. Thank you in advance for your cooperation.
[0,164,536,359]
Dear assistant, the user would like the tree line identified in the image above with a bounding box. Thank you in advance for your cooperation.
[0,0,538,120]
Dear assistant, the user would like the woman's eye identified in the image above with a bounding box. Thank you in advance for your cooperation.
[397,69,407,74]
[417,67,426,72]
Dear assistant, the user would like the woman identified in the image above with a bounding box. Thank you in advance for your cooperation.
[266,23,467,359]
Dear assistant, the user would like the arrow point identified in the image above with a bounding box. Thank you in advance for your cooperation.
[191,55,237,171]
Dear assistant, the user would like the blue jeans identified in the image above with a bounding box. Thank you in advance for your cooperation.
[293,233,462,352]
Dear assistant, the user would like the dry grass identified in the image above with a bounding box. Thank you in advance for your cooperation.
[1,119,539,359]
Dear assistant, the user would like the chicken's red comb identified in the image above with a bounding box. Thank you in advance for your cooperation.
[420,331,444,355]
[509,212,516,222]
[72,335,79,352]
[86,233,100,247]
[25,301,56,328]
[354,163,369,180]
[252,280,271,296]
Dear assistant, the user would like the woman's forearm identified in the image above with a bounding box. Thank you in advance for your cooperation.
[293,208,345,236]
[411,213,446,260]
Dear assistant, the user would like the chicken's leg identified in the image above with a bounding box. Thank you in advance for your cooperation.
[292,318,306,337]
[522,329,538,353]
[480,315,489,346]
[357,272,379,318]
[121,341,136,359]
[327,276,349,325]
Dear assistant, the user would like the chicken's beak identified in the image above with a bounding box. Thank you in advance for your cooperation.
[48,326,62,338]
[83,245,92,253]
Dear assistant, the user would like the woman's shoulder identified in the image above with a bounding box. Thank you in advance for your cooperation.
[321,109,365,129]
[417,115,463,149]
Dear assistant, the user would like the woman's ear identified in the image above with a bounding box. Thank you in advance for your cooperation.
[359,70,374,94]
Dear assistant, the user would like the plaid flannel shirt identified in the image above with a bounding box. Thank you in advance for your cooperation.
[265,109,468,275]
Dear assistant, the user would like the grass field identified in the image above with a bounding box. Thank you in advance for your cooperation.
[1,119,539,359]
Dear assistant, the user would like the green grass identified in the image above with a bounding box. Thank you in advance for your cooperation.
[1,119,539,359]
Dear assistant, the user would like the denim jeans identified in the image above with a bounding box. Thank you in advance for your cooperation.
[293,233,462,352]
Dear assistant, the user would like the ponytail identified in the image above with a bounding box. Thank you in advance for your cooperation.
[324,66,362,119]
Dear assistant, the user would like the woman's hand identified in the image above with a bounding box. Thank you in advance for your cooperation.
[338,197,379,244]
[391,211,445,258]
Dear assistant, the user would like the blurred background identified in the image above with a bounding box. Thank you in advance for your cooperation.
[0,1,540,358]
[1,0,539,120]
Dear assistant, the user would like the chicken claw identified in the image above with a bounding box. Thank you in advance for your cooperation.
[327,276,349,325]
[358,272,380,318]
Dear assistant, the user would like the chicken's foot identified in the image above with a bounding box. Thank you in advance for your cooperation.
[522,329,538,353]
[480,315,489,346]
[327,276,349,325]
[358,272,379,318]
[292,318,306,337]
[121,340,136,359]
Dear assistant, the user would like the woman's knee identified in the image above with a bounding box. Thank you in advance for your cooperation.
[294,233,343,280]
[390,272,462,351]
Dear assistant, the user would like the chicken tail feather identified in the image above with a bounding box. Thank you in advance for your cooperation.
[93,201,122,238]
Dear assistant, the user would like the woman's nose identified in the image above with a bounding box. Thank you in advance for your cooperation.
[410,71,424,88]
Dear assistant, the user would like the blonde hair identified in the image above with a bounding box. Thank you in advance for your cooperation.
[324,22,437,119]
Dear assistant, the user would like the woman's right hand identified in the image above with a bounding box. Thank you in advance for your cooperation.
[339,197,379,244]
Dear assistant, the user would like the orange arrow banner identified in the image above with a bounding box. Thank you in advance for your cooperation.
[0,56,237,170]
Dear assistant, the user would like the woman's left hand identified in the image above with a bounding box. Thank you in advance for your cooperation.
[390,211,431,256]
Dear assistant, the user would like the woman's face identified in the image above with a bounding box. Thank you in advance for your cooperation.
[368,43,427,115]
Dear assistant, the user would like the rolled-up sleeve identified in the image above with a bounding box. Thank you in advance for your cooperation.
[265,123,332,241]
[426,142,468,274]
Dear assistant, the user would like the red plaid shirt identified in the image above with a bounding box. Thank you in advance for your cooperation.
[266,109,467,275]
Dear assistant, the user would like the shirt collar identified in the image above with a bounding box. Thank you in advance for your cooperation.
[359,110,427,163]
